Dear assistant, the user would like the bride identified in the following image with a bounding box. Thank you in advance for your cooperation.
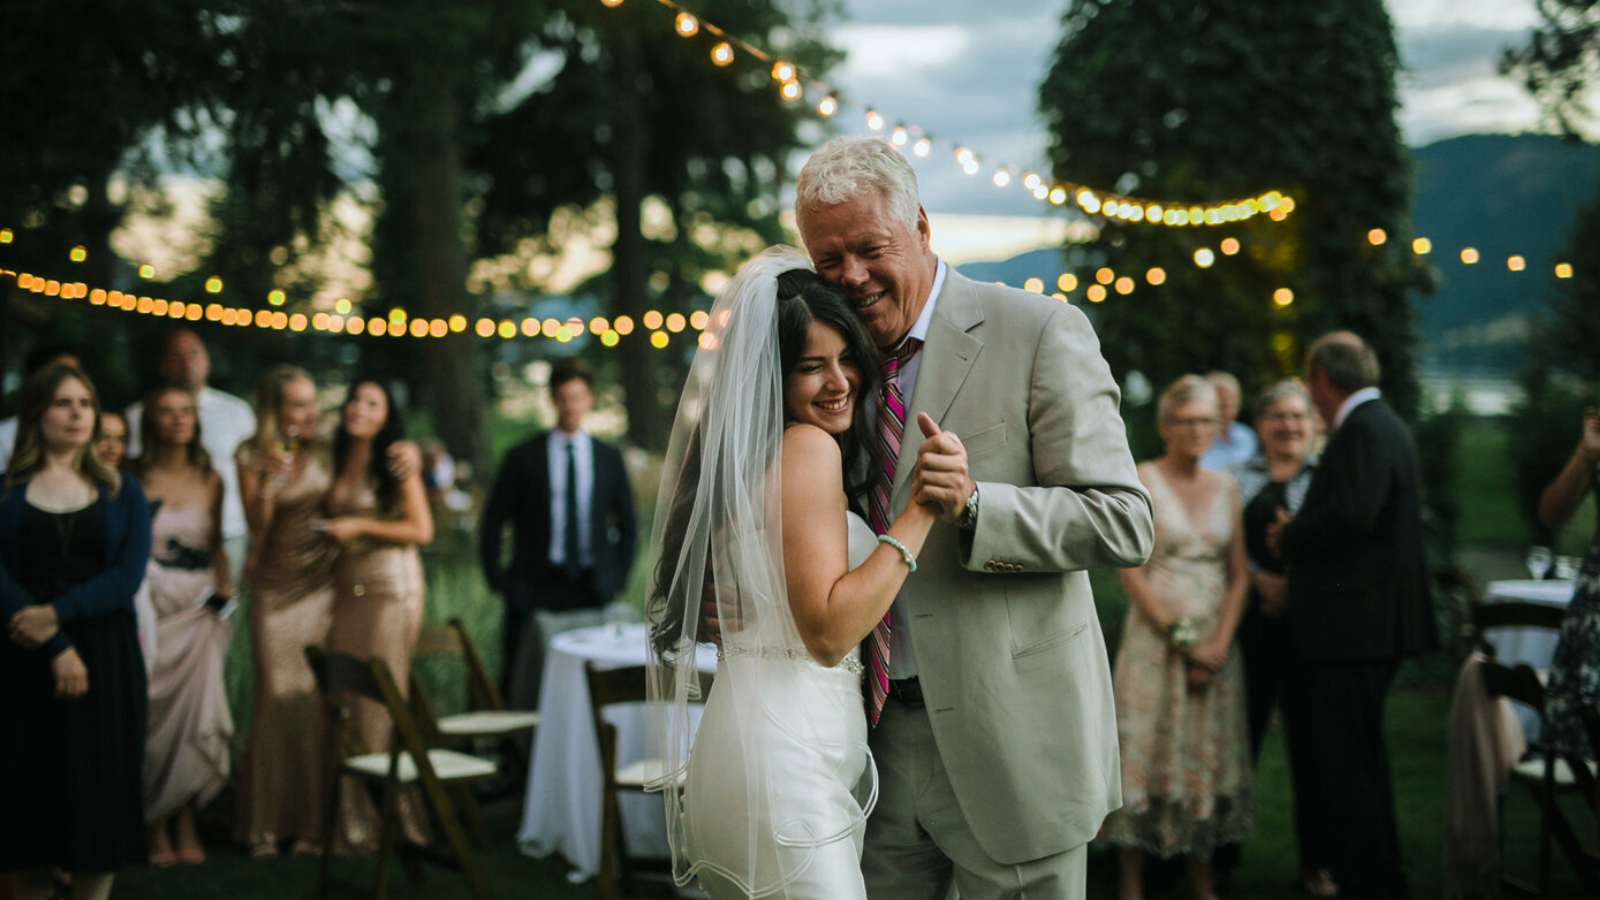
[645,246,941,898]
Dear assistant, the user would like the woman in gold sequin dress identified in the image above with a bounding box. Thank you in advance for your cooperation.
[320,379,433,851]
[234,365,338,857]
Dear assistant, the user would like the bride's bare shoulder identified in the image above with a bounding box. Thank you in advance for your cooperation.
[780,425,843,479]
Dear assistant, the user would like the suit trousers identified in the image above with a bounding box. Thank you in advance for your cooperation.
[500,570,602,708]
[1305,659,1408,900]
[862,694,1087,900]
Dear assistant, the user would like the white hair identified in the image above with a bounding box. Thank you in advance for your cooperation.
[795,137,921,234]
[1157,374,1219,424]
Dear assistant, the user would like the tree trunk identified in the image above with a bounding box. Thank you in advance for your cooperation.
[411,82,489,477]
[610,28,666,451]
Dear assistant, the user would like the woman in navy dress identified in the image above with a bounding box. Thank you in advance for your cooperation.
[1,364,152,900]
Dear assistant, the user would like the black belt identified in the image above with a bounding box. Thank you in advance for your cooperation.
[887,677,923,707]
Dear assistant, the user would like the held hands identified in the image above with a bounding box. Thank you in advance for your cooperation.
[9,604,61,649]
[315,517,366,544]
[910,412,975,524]
[1187,636,1229,672]
[1252,570,1289,617]
[51,646,88,699]
[1264,507,1291,558]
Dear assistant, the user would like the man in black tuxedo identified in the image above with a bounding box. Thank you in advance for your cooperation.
[480,360,637,707]
[1269,332,1438,900]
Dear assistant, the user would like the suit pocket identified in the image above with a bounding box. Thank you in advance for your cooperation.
[960,421,1007,458]
[1012,620,1088,661]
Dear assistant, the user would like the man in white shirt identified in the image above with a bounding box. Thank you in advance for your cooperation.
[125,329,256,581]
[479,360,638,708]
[1200,370,1259,470]
[0,343,82,472]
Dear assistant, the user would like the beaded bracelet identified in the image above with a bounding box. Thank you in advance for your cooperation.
[877,534,917,573]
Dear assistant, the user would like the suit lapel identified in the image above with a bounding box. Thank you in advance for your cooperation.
[892,271,985,501]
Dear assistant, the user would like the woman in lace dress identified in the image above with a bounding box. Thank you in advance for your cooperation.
[234,365,338,856]
[1538,404,1600,760]
[131,386,235,867]
[1102,375,1253,900]
[321,378,433,851]
[647,250,948,899]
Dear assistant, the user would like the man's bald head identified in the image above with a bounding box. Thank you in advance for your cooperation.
[159,328,210,392]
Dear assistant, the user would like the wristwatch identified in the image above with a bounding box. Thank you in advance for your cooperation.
[960,485,980,531]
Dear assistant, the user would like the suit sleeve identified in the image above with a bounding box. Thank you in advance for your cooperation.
[610,449,638,582]
[964,303,1153,574]
[1280,416,1391,560]
[479,446,521,592]
[45,480,153,656]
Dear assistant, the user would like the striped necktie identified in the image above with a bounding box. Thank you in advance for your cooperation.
[866,336,921,725]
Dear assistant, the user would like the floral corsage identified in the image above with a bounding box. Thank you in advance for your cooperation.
[1166,617,1200,654]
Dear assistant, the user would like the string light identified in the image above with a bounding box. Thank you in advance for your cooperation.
[674,12,698,36]
[710,42,733,66]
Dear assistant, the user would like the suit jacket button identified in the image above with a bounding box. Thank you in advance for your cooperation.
[985,560,998,571]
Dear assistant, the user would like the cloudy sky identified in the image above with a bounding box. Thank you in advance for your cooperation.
[818,0,1549,222]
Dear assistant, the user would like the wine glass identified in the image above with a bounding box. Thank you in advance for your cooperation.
[1525,546,1553,581]
[1553,556,1581,581]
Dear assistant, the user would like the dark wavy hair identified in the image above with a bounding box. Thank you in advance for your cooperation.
[130,386,213,477]
[649,269,882,654]
[774,268,882,502]
[333,378,405,512]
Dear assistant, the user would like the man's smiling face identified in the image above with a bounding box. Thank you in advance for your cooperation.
[798,189,936,349]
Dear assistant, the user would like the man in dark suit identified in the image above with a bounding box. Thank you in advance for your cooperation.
[480,360,637,707]
[1270,331,1438,900]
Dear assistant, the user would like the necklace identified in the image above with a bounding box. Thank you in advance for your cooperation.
[55,508,77,556]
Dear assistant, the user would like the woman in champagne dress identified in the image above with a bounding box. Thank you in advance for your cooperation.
[133,386,235,866]
[320,378,433,851]
[1101,375,1253,900]
[234,365,338,856]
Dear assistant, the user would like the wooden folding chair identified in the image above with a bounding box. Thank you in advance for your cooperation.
[305,646,498,900]
[1469,599,1565,659]
[411,618,540,787]
[1479,659,1600,898]
[584,662,713,900]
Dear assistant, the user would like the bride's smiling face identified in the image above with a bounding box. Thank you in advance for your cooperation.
[784,321,861,434]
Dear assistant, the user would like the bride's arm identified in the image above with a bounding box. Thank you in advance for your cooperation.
[781,425,936,667]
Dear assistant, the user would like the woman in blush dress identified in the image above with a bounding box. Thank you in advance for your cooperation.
[129,386,235,867]
[1101,375,1253,900]
[320,378,433,852]
[646,249,940,900]
[234,365,338,857]
[1,364,152,900]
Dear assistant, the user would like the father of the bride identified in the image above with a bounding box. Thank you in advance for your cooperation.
[795,137,1154,899]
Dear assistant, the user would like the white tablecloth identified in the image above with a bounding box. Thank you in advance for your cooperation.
[1483,579,1576,741]
[516,623,716,880]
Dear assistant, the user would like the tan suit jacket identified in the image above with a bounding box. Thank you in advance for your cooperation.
[879,267,1153,862]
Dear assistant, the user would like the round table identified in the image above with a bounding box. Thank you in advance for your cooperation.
[516,622,716,881]
[1483,579,1576,741]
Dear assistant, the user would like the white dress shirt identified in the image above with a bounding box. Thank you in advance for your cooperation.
[0,417,17,472]
[547,429,595,569]
[1333,386,1382,431]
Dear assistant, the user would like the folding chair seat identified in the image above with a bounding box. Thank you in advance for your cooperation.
[585,662,712,900]
[1479,659,1599,898]
[305,646,498,900]
[410,618,539,781]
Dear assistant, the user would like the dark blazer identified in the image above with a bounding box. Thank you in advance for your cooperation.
[1279,398,1438,663]
[0,476,152,658]
[479,431,637,606]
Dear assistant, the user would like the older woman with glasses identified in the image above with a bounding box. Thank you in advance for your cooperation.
[1215,380,1335,898]
[1101,375,1252,900]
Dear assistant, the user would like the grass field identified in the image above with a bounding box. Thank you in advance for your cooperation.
[162,413,1597,898]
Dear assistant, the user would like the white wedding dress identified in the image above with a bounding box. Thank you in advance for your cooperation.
[682,511,879,899]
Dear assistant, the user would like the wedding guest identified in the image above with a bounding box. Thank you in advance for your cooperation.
[97,412,130,470]
[480,360,637,708]
[1218,380,1334,897]
[322,379,433,851]
[0,364,152,900]
[1269,332,1438,900]
[1199,371,1257,471]
[129,386,235,867]
[1536,403,1600,761]
[234,365,337,857]
[1102,375,1252,900]
[0,343,82,471]
[126,330,255,583]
